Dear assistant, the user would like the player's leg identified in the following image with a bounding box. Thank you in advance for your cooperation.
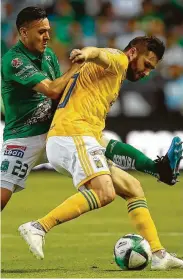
[18,136,115,259]
[110,164,183,270]
[37,176,114,234]
[110,164,163,251]
[1,184,13,211]
[39,136,115,230]
[1,134,47,211]
[107,161,144,199]
[104,136,182,185]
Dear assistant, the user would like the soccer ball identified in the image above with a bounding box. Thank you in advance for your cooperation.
[114,234,152,270]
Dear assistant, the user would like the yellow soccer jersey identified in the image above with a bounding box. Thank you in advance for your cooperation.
[48,48,129,141]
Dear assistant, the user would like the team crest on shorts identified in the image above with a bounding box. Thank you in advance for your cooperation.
[93,156,104,168]
[11,58,23,68]
[1,159,10,172]
[4,145,27,158]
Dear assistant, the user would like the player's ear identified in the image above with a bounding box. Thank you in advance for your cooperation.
[19,27,28,38]
[128,47,137,61]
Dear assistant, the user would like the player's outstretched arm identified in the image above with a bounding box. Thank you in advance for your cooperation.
[33,63,82,100]
[69,47,110,69]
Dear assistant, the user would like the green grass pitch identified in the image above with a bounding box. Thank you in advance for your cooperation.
[1,171,183,278]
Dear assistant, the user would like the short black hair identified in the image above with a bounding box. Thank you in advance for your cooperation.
[124,36,165,60]
[16,6,47,31]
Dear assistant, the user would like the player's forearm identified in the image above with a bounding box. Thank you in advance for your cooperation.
[82,47,100,60]
[33,63,81,99]
[49,63,80,98]
[82,47,109,69]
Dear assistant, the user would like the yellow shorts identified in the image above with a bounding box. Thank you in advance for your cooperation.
[46,136,110,188]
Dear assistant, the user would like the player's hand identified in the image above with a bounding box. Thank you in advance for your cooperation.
[69,49,87,64]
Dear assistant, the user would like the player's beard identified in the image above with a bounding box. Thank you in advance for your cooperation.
[126,63,145,82]
[126,61,137,82]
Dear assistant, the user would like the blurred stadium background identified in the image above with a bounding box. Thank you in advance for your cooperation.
[1,0,183,169]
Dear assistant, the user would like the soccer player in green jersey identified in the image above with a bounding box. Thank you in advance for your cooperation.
[1,6,82,210]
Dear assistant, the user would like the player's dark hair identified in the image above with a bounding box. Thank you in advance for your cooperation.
[16,6,47,31]
[124,36,165,60]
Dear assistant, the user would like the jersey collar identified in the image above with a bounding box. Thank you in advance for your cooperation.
[17,40,44,61]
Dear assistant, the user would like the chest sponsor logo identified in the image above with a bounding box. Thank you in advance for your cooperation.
[15,65,34,76]
[4,145,27,158]
[11,58,23,68]
[23,98,52,126]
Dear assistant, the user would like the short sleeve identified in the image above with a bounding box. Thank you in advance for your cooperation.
[101,48,129,76]
[2,54,47,88]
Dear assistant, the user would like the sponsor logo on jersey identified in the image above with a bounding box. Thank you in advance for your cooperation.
[23,99,52,126]
[4,145,27,158]
[20,69,38,79]
[15,65,34,76]
[11,58,23,68]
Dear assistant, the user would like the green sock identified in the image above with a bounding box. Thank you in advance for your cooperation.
[105,139,158,177]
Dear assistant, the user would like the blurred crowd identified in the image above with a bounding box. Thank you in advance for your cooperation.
[1,0,183,117]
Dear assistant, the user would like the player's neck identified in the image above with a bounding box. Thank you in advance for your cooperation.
[19,38,42,56]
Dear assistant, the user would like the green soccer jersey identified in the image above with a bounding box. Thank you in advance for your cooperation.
[1,40,61,141]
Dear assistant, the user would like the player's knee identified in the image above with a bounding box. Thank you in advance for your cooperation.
[86,175,116,207]
[98,183,115,206]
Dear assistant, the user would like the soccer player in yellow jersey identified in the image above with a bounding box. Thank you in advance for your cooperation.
[19,36,183,270]
[48,48,128,144]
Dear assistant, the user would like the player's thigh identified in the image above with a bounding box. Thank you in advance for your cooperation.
[1,135,46,192]
[1,185,13,210]
[109,163,144,199]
